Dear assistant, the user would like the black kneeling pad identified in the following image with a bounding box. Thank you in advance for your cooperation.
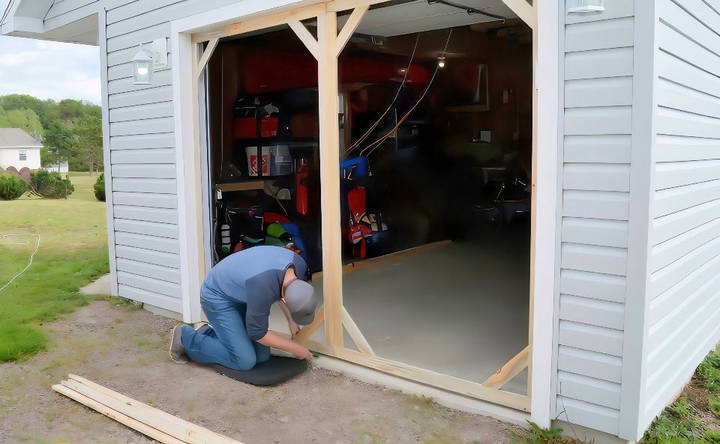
[212,356,308,386]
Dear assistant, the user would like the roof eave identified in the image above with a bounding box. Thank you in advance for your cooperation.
[1,15,45,37]
[1,0,98,45]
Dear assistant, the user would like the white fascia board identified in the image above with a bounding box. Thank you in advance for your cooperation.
[1,15,44,35]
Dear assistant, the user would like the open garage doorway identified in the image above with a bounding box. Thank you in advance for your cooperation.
[335,13,532,396]
[189,0,536,411]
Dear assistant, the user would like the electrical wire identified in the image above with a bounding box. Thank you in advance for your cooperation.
[360,28,453,157]
[428,0,507,21]
[345,33,420,156]
[0,231,40,294]
[345,33,421,156]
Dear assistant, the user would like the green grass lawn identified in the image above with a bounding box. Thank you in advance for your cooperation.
[0,173,108,362]
[640,346,720,443]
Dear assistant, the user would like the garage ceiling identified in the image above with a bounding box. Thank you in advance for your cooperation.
[346,0,518,37]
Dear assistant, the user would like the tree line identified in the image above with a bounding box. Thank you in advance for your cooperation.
[0,94,103,172]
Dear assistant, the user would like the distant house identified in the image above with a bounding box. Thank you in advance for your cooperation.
[0,128,42,170]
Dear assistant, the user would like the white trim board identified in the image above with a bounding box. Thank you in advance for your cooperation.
[99,7,119,297]
[530,0,560,428]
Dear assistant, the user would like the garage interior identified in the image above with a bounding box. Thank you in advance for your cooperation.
[203,0,532,396]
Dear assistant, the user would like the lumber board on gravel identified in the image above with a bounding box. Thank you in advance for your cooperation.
[53,375,243,444]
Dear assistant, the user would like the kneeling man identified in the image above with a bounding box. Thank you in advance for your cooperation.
[170,245,318,369]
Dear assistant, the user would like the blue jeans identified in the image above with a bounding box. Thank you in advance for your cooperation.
[180,296,271,370]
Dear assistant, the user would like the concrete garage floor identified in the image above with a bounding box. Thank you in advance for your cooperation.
[0,300,515,444]
[271,229,531,395]
[343,236,530,395]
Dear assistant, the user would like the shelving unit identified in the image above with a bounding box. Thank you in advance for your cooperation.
[216,181,266,192]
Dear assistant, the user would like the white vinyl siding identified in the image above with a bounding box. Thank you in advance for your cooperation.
[554,0,635,435]
[642,0,720,429]
[101,0,241,314]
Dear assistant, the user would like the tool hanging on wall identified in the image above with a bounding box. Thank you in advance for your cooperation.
[296,158,310,216]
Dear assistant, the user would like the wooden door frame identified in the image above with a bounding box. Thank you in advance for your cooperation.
[170,0,558,424]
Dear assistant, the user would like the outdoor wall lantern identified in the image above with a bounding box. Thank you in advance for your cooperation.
[132,44,154,85]
[568,0,605,14]
[132,39,168,85]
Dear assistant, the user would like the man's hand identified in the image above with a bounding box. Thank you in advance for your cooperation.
[295,345,312,360]
[288,321,300,339]
[258,331,313,361]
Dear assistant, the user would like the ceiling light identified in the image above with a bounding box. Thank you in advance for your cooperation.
[437,56,446,69]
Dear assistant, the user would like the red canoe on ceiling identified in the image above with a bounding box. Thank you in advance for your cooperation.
[243,50,430,94]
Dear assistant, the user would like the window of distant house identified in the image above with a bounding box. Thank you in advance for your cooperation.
[18,150,27,161]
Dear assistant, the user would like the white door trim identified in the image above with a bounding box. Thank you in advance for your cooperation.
[530,0,560,428]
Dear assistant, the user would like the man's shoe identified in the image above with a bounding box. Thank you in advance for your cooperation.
[194,321,211,335]
[169,324,188,363]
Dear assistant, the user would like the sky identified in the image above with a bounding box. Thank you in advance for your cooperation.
[0,34,101,104]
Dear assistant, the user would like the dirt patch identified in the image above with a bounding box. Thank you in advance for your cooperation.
[682,382,720,431]
[0,301,513,444]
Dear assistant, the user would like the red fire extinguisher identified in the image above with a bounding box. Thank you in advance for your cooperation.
[296,158,310,216]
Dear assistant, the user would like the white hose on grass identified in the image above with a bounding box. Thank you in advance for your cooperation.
[0,231,41,294]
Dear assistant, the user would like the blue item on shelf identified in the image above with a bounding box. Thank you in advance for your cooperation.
[341,156,369,180]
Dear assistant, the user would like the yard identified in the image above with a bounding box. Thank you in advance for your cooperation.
[2,173,720,444]
[0,173,108,362]
[0,173,516,444]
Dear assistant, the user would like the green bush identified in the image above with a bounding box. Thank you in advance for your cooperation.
[94,173,105,201]
[0,173,27,200]
[30,170,74,199]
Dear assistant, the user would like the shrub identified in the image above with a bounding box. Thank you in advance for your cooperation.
[0,174,27,200]
[18,167,31,183]
[30,170,74,199]
[94,173,105,202]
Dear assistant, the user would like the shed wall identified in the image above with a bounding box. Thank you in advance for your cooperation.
[554,0,635,435]
[100,0,242,313]
[642,0,720,430]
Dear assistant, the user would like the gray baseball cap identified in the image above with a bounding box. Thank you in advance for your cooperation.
[285,279,318,325]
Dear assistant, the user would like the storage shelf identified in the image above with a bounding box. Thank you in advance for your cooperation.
[216,181,265,192]
[445,104,491,113]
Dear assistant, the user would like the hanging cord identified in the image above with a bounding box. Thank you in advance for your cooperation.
[0,231,40,294]
[345,33,421,157]
[428,0,507,21]
[361,28,453,157]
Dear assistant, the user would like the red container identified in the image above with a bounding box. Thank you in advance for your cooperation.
[233,116,279,139]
